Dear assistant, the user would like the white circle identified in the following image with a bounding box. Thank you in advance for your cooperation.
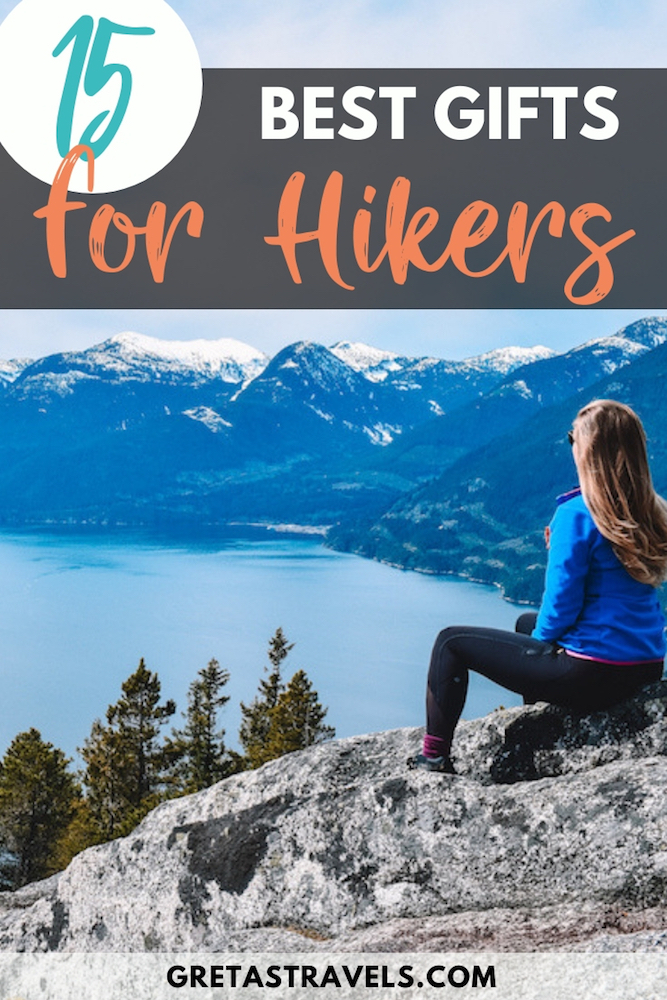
[0,0,202,193]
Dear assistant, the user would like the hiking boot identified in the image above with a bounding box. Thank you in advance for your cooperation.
[407,753,456,774]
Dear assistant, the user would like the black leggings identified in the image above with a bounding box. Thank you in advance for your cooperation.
[426,613,663,750]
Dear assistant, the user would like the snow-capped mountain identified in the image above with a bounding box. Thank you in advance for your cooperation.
[0,358,32,385]
[249,341,363,403]
[491,318,667,407]
[329,341,402,382]
[614,315,667,349]
[17,332,269,390]
[329,340,555,384]
[353,316,667,482]
[0,334,558,413]
[462,344,555,375]
[231,339,559,450]
[219,341,398,461]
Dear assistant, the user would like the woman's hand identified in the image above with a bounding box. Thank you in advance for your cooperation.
[544,525,551,549]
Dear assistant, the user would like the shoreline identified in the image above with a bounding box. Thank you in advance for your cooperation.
[0,517,536,604]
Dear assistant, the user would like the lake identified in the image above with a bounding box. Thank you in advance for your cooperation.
[0,532,528,761]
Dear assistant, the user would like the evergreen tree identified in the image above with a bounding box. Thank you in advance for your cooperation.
[238,628,293,769]
[266,670,335,758]
[80,659,176,839]
[79,718,128,840]
[239,630,334,768]
[50,798,103,873]
[167,658,233,793]
[0,729,78,889]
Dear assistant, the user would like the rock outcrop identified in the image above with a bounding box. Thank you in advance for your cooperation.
[2,682,667,952]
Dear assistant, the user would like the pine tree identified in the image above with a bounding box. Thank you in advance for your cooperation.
[238,628,293,769]
[80,659,176,839]
[0,729,79,889]
[79,718,127,841]
[266,669,335,758]
[239,629,334,768]
[167,658,233,793]
[110,658,177,805]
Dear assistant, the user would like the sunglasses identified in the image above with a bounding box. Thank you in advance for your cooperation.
[567,430,575,446]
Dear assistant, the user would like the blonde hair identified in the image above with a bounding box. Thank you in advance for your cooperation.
[573,399,667,586]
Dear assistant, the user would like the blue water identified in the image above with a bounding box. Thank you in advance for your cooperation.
[0,533,526,760]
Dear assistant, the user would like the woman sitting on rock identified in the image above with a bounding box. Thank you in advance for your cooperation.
[409,399,667,774]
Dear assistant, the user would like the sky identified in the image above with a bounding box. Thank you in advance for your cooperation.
[0,0,665,361]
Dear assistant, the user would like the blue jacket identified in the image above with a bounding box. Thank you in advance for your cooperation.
[532,489,666,663]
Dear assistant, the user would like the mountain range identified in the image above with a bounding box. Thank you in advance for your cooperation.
[0,318,666,602]
[0,331,555,527]
[330,317,667,601]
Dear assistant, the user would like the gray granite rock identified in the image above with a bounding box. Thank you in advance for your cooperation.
[1,681,667,952]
